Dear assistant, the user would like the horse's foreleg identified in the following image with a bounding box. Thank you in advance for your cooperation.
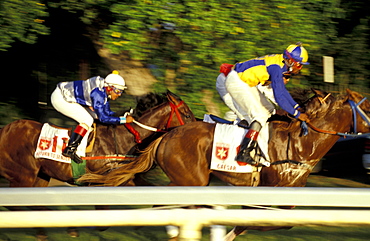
[224,226,247,241]
[166,225,179,240]
[94,205,110,231]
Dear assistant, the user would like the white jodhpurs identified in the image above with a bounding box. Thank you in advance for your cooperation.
[51,87,94,129]
[225,70,275,124]
[225,70,276,161]
[216,73,246,121]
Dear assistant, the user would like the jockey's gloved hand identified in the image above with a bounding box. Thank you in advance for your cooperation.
[125,115,134,123]
[119,112,135,124]
[297,113,310,123]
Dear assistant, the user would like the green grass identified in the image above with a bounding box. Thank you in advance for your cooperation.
[1,172,370,241]
[1,223,370,241]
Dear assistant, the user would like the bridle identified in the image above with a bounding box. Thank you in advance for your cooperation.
[166,101,185,129]
[129,99,187,132]
[303,95,370,137]
[348,98,370,133]
[82,99,188,161]
[272,93,370,169]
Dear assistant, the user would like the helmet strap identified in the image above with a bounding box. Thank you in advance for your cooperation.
[105,86,113,99]
[284,59,294,68]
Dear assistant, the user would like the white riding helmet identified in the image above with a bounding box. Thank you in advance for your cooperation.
[104,71,127,90]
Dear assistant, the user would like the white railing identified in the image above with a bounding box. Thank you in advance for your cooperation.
[1,186,370,241]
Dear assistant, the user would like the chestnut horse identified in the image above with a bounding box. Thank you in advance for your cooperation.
[0,90,196,187]
[78,88,370,240]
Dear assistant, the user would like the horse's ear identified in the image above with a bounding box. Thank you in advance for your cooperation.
[346,88,357,100]
[346,88,366,104]
[166,90,181,104]
[341,88,352,102]
[311,88,326,97]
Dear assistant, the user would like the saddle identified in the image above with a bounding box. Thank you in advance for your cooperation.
[208,114,249,129]
[209,113,292,126]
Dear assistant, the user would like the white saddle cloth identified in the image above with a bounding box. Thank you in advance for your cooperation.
[34,123,88,163]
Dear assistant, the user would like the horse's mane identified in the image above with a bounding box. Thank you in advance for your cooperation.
[134,92,167,117]
[268,88,313,123]
[114,92,167,118]
[289,88,315,110]
[269,88,336,126]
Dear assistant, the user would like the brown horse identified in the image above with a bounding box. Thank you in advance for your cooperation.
[78,88,370,240]
[0,90,196,187]
[0,90,195,240]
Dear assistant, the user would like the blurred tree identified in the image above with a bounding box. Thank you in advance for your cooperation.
[1,0,370,119]
[99,0,345,114]
[0,0,49,50]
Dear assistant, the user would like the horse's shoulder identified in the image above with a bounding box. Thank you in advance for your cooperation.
[195,120,216,128]
[172,121,214,134]
[10,119,42,129]
[270,117,301,133]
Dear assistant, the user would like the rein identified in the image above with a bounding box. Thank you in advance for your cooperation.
[132,100,185,132]
[81,99,187,162]
[133,120,158,131]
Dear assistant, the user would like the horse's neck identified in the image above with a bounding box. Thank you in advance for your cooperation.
[266,106,353,186]
[138,103,170,133]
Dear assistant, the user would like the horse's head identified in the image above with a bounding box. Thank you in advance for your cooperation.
[344,89,370,133]
[297,88,335,119]
[165,90,197,128]
[135,90,196,131]
[305,88,370,134]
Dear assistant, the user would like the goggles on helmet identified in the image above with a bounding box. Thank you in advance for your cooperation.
[111,86,125,95]
[284,50,304,72]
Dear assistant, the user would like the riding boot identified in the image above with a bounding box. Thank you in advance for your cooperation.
[63,125,88,164]
[235,121,262,166]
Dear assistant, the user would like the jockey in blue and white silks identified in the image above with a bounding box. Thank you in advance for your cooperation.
[219,42,310,166]
[51,70,133,163]
[56,76,123,125]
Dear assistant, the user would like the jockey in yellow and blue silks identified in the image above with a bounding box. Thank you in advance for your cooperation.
[224,42,310,166]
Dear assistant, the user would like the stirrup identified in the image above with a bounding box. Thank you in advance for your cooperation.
[235,150,258,166]
[70,153,83,164]
[62,148,83,164]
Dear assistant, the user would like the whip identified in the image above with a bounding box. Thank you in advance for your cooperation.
[133,120,158,132]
